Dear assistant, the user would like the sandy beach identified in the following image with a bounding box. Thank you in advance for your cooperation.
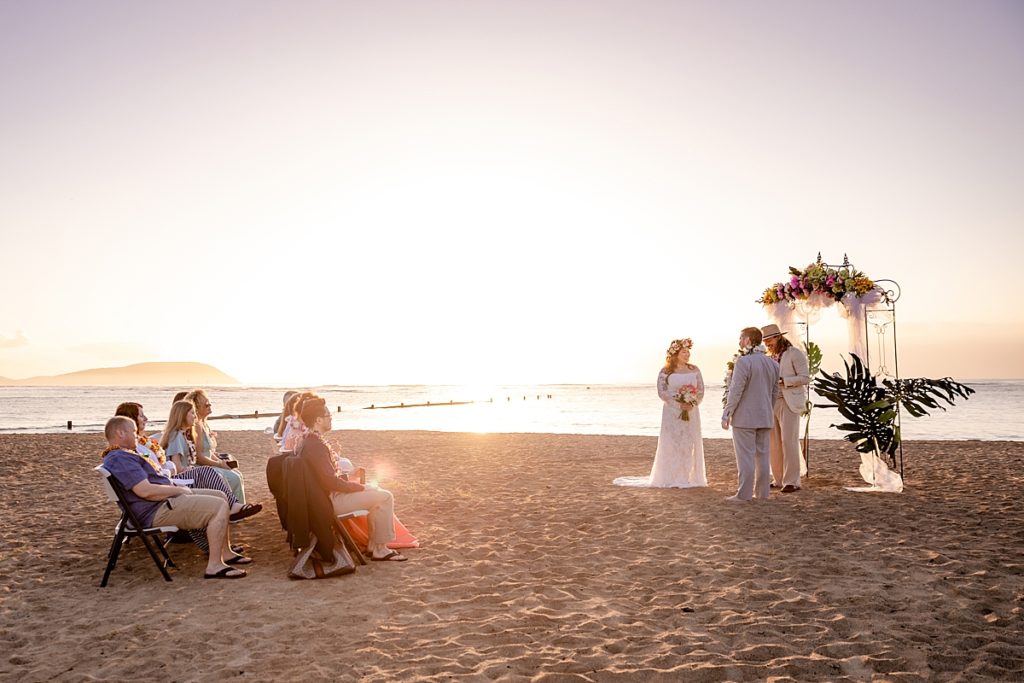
[1,430,1022,682]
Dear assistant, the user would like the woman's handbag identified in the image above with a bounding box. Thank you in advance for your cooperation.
[287,533,356,579]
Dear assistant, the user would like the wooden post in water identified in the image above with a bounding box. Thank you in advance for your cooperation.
[67,420,72,431]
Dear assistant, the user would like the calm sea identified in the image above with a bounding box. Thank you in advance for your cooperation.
[0,381,1020,441]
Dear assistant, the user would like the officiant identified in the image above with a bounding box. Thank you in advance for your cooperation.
[762,324,810,493]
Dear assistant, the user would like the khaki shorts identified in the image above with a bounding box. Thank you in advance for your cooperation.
[152,489,227,529]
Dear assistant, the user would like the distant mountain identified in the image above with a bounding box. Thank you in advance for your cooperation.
[0,362,239,387]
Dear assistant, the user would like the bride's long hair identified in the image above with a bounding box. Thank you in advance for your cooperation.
[663,338,694,374]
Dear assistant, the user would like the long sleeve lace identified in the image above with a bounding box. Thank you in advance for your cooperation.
[657,370,673,402]
[696,368,705,403]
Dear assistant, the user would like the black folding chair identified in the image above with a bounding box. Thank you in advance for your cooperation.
[94,465,179,587]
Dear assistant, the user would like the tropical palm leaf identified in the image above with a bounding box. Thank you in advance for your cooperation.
[812,354,974,470]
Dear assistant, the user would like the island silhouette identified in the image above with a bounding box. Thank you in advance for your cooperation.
[0,362,239,386]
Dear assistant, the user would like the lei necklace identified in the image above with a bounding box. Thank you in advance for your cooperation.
[721,343,768,408]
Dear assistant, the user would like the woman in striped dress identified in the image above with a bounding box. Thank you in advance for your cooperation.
[158,400,261,522]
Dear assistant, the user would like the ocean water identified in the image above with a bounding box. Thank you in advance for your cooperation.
[0,381,1020,441]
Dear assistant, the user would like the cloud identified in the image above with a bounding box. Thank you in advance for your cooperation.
[0,330,29,349]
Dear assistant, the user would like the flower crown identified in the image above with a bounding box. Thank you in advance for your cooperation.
[667,338,693,356]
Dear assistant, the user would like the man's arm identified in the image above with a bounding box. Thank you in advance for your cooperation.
[132,479,192,501]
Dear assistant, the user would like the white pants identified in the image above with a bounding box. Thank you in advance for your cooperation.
[770,398,802,488]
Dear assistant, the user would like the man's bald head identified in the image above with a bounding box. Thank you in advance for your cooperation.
[105,416,137,448]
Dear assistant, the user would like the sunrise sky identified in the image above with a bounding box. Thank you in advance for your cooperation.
[1,1,1021,386]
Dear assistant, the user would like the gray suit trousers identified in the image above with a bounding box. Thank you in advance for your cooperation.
[732,427,771,500]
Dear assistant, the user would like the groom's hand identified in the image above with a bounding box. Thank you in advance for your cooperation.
[721,417,730,430]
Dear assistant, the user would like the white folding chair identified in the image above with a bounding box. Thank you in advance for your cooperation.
[95,465,179,587]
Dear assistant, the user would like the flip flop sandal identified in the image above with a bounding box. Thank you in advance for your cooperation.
[371,550,408,562]
[230,544,248,555]
[229,503,263,522]
[225,554,253,565]
[204,567,247,579]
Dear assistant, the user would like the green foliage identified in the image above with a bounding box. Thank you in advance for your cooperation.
[803,341,823,416]
[806,341,823,378]
[812,354,975,469]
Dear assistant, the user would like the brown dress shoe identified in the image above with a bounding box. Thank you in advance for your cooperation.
[781,485,800,493]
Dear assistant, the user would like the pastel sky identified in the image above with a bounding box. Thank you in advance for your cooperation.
[1,1,1022,385]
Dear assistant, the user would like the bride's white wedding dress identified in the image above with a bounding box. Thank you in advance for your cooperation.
[614,368,707,488]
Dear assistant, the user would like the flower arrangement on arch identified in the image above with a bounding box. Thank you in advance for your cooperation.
[757,263,877,307]
[674,383,700,421]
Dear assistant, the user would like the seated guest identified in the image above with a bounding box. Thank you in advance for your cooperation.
[299,396,408,561]
[281,396,313,453]
[184,389,247,504]
[273,391,297,435]
[278,393,313,450]
[276,392,303,441]
[116,401,260,522]
[102,416,250,578]
[114,402,173,475]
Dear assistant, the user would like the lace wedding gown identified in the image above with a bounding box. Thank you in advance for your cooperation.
[614,368,707,488]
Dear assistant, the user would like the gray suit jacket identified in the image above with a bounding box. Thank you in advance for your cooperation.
[723,351,779,429]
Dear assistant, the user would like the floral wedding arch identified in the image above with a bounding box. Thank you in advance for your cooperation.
[757,254,903,492]
[758,254,887,365]
[756,254,974,494]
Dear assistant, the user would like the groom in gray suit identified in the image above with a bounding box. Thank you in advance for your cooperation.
[721,326,780,502]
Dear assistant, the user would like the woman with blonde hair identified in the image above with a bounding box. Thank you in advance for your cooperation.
[183,389,247,505]
[120,401,259,524]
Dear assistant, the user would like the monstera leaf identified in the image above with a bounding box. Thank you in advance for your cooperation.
[812,354,974,469]
[806,341,823,377]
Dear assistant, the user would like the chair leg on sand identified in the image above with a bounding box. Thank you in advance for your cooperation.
[336,511,369,565]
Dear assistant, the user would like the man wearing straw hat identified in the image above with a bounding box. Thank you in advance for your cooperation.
[762,324,811,493]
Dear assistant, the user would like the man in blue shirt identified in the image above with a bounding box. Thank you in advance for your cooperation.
[102,416,247,579]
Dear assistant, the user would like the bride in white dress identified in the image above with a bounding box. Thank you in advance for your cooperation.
[614,338,707,488]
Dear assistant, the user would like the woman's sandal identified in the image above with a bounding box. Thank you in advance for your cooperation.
[204,566,247,579]
[371,550,408,562]
[229,503,263,522]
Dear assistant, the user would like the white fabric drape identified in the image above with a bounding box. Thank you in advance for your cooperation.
[765,301,798,337]
[837,289,883,362]
[846,451,904,492]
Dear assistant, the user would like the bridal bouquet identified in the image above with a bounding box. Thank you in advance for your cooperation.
[674,384,700,421]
